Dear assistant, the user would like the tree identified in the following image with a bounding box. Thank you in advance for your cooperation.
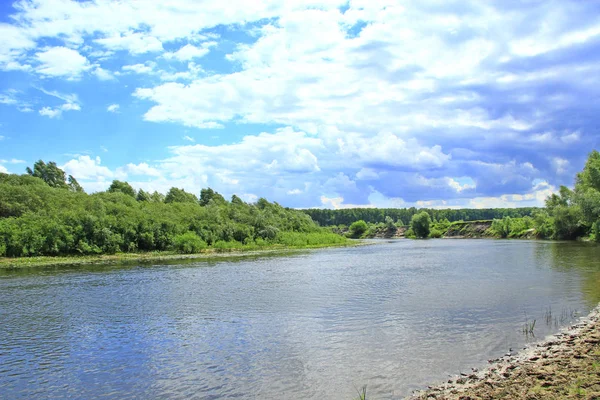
[26,160,68,189]
[107,180,136,197]
[348,220,368,238]
[165,187,198,203]
[136,189,151,202]
[385,216,396,230]
[67,175,84,193]
[200,188,226,206]
[411,211,431,238]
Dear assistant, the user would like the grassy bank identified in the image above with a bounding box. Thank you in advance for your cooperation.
[0,240,360,270]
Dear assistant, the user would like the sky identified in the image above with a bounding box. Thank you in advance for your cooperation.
[0,0,598,209]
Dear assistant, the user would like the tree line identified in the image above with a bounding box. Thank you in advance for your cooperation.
[301,206,538,228]
[0,161,345,257]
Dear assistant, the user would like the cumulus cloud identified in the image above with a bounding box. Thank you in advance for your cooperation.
[107,104,120,113]
[163,43,216,61]
[34,47,91,79]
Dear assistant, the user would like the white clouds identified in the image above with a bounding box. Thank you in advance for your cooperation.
[163,43,216,61]
[118,162,162,177]
[0,165,7,174]
[183,135,195,142]
[62,156,117,181]
[34,46,91,79]
[95,32,163,54]
[93,66,114,80]
[107,104,120,113]
[39,102,81,118]
[122,62,156,74]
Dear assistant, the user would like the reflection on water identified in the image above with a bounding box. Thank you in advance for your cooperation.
[0,240,599,399]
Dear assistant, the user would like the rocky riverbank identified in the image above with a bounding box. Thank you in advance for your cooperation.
[410,305,600,399]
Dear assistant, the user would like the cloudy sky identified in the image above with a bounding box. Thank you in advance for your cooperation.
[0,0,598,209]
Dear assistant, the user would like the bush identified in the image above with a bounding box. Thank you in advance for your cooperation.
[348,220,368,238]
[173,232,207,254]
[429,228,444,238]
[410,212,431,238]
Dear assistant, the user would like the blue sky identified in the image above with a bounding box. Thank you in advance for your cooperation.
[0,0,598,209]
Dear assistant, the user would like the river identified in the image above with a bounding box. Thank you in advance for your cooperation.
[1,239,599,399]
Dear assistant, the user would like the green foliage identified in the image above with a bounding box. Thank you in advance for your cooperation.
[384,216,396,230]
[0,169,345,258]
[26,160,68,189]
[532,210,554,239]
[136,189,151,202]
[107,180,136,197]
[348,220,368,238]
[199,188,226,206]
[302,206,539,227]
[165,187,198,203]
[67,175,84,193]
[173,232,208,254]
[410,211,431,238]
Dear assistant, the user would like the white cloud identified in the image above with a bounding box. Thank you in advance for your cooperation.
[39,102,81,118]
[0,165,8,174]
[93,66,114,80]
[183,135,195,142]
[39,107,62,118]
[107,104,120,113]
[118,162,162,177]
[95,32,163,54]
[122,62,156,74]
[552,157,569,175]
[62,155,118,181]
[34,47,91,79]
[164,42,216,61]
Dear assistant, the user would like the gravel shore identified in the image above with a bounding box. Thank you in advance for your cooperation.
[410,305,600,399]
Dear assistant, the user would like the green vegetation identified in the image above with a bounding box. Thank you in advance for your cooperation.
[303,206,538,226]
[348,220,369,238]
[0,161,348,259]
[410,211,431,238]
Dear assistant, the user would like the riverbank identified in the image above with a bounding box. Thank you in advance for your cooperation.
[0,241,364,269]
[410,304,600,399]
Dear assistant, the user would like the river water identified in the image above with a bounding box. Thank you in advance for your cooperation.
[1,239,599,399]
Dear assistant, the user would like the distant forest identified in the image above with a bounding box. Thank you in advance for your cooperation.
[301,207,538,227]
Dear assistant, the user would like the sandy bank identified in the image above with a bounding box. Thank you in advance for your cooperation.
[410,305,600,399]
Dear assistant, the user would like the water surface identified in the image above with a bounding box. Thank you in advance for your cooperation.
[1,240,599,399]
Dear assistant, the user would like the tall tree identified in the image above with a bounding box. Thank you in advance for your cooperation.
[165,187,198,203]
[67,175,84,193]
[107,180,136,197]
[26,160,68,189]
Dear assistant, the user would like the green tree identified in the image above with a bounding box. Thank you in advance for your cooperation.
[199,188,226,206]
[165,187,198,203]
[410,211,431,238]
[67,175,84,193]
[385,216,396,230]
[107,180,136,197]
[136,189,151,202]
[348,220,368,238]
[26,160,68,189]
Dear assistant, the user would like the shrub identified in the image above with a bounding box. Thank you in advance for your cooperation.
[173,232,207,254]
[348,220,368,238]
[410,212,431,238]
